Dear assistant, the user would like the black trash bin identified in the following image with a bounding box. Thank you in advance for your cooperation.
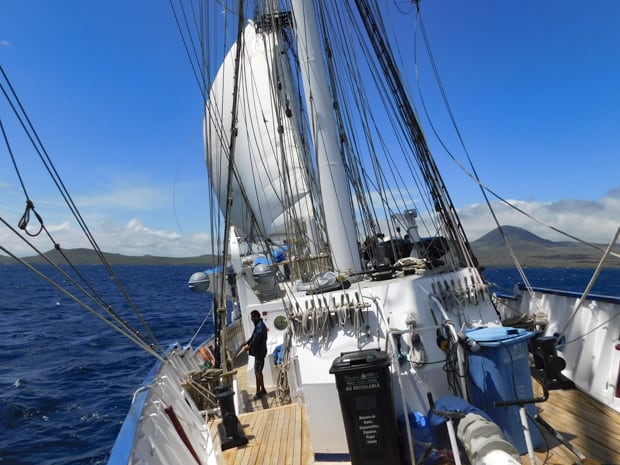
[329,349,402,465]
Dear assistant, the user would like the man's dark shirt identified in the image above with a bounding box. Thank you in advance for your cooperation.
[248,319,267,359]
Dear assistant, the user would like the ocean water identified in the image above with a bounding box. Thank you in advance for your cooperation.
[0,265,213,465]
[1,264,619,464]
[483,266,620,297]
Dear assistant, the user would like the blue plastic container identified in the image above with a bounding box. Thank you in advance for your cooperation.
[465,327,542,454]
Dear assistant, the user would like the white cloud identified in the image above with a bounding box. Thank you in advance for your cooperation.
[458,189,620,244]
[1,218,211,258]
[0,40,10,48]
[93,218,211,257]
[0,174,216,258]
[3,189,620,260]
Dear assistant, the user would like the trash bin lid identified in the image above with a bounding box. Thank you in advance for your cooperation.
[329,349,389,373]
[465,327,533,347]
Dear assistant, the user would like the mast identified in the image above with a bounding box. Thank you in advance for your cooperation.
[290,0,362,273]
[216,0,246,368]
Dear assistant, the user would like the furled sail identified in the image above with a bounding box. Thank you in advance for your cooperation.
[204,21,316,247]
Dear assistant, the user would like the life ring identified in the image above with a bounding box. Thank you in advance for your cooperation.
[197,346,216,367]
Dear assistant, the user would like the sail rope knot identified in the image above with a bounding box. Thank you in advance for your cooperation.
[18,199,44,237]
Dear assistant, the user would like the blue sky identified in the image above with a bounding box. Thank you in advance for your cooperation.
[1,1,619,257]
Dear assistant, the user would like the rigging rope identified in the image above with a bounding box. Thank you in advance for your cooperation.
[411,11,536,300]
[0,65,166,358]
[410,10,620,265]
[0,244,165,361]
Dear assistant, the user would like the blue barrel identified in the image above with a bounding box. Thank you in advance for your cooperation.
[465,327,542,454]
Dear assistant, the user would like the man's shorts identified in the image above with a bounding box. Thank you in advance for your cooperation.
[254,356,265,374]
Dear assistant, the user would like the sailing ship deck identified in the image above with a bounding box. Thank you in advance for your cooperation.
[209,353,620,465]
[209,402,313,465]
[525,384,620,465]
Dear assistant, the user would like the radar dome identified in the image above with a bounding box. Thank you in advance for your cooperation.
[188,271,210,293]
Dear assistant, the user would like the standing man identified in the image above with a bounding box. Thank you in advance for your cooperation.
[244,310,268,399]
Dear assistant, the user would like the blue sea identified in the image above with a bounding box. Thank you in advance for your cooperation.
[0,265,214,465]
[1,264,619,464]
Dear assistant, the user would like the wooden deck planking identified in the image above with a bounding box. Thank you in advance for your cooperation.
[291,405,303,465]
[209,402,312,465]
[264,405,283,464]
[245,405,271,465]
[529,384,620,465]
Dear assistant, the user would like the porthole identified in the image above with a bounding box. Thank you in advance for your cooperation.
[274,315,288,331]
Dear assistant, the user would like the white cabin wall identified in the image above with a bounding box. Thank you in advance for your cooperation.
[282,268,500,456]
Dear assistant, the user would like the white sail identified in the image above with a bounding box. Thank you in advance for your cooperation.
[205,22,316,246]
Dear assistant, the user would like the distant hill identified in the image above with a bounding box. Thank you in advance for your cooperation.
[0,248,217,267]
[470,225,619,268]
[2,226,617,268]
[473,225,556,248]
